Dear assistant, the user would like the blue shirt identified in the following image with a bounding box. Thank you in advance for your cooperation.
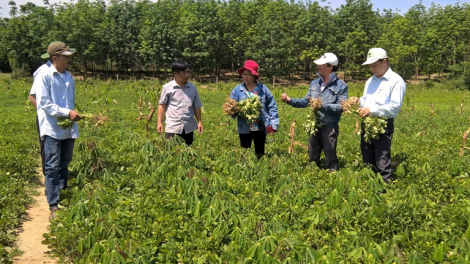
[32,65,78,140]
[230,83,279,134]
[360,68,406,118]
[288,72,348,127]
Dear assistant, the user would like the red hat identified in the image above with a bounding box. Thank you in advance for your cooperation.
[237,60,259,79]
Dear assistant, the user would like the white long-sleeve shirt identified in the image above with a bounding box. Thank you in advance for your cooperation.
[360,68,406,118]
[32,64,79,140]
[30,61,52,95]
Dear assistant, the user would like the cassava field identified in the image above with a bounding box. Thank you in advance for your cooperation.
[1,73,470,263]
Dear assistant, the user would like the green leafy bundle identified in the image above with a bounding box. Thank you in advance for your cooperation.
[303,98,322,136]
[57,117,74,129]
[362,116,387,143]
[57,114,98,129]
[237,95,263,123]
[342,98,387,143]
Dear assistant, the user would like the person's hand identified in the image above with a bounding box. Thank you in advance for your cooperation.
[358,107,370,117]
[157,123,164,134]
[69,110,82,121]
[197,122,203,134]
[349,97,360,104]
[281,93,291,103]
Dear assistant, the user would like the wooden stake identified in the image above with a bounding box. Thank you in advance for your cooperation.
[460,100,464,115]
[216,76,218,88]
[272,76,275,89]
[289,118,296,153]
[430,102,434,116]
[460,127,470,156]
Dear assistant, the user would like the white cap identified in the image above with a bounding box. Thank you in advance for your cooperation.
[362,48,388,65]
[314,53,338,66]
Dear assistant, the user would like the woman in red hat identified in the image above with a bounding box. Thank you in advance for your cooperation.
[229,60,279,159]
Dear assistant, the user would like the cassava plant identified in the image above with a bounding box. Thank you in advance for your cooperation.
[303,98,322,136]
[342,97,387,143]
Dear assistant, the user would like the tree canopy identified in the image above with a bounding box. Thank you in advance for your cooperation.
[0,0,469,80]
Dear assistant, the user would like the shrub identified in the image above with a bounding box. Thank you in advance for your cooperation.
[464,72,470,90]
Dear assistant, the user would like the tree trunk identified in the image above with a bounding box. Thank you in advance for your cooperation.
[414,54,418,80]
[84,59,88,80]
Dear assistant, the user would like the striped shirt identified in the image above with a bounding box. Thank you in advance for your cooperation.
[159,80,202,134]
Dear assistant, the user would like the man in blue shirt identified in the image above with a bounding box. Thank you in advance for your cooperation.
[351,48,406,183]
[281,53,348,171]
[31,42,83,220]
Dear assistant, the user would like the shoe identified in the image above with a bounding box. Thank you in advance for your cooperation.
[49,207,59,220]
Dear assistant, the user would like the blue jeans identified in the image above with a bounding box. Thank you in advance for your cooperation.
[43,136,75,209]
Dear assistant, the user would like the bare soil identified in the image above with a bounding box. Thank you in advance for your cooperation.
[13,169,57,264]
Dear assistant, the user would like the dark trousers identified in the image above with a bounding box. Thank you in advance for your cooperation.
[36,116,45,175]
[239,131,267,158]
[308,125,339,171]
[165,129,194,146]
[361,118,394,183]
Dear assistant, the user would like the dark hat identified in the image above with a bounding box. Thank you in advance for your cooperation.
[40,42,76,59]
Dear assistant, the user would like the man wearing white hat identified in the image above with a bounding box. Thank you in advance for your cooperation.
[31,41,83,219]
[281,53,348,171]
[351,48,406,183]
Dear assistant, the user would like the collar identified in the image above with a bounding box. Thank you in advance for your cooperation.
[373,67,392,80]
[48,64,69,76]
[171,79,190,88]
[239,82,259,91]
[316,72,337,86]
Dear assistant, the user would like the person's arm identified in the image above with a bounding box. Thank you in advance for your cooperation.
[265,88,279,131]
[192,88,203,134]
[359,79,371,107]
[229,87,240,118]
[283,82,315,108]
[194,108,203,134]
[320,83,348,114]
[36,74,80,119]
[157,86,169,134]
[29,94,37,109]
[157,104,166,134]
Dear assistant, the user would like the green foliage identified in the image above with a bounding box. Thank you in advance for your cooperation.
[0,75,38,262]
[2,74,470,262]
[1,0,470,81]
[237,94,263,123]
[361,116,387,143]
[57,117,74,129]
[464,72,470,90]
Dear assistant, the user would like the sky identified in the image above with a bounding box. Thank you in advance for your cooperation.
[0,0,463,18]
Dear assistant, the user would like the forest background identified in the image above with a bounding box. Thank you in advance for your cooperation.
[0,0,470,85]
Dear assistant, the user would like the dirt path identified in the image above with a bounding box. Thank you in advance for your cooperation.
[13,170,57,264]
